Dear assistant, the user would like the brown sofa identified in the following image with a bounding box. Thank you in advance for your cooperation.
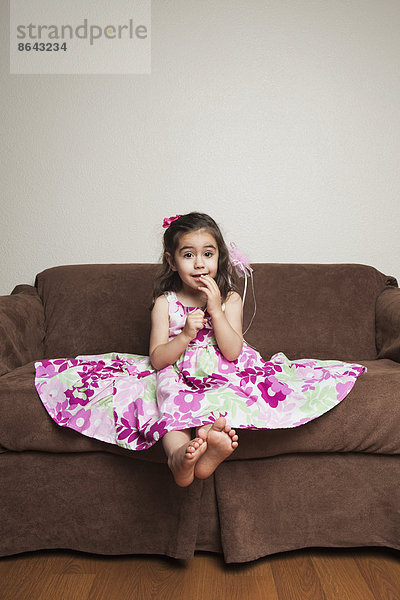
[1,262,400,563]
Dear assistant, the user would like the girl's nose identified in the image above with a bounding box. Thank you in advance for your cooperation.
[194,255,205,267]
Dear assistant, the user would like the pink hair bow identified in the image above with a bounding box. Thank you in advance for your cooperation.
[229,242,256,335]
[162,215,182,228]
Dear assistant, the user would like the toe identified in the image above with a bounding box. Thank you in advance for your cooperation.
[199,440,207,454]
[213,416,226,431]
[197,426,210,441]
[187,439,200,453]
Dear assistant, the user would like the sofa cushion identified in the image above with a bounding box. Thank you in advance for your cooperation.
[235,358,400,458]
[0,362,164,462]
[1,359,399,459]
[0,286,45,376]
[242,263,393,361]
[376,286,400,362]
[36,264,159,360]
[36,263,392,361]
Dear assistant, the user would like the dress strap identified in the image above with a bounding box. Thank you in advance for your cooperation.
[163,291,177,303]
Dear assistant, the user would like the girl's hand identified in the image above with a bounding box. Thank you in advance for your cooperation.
[183,308,206,340]
[198,275,223,317]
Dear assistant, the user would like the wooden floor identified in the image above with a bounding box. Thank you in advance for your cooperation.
[1,546,400,600]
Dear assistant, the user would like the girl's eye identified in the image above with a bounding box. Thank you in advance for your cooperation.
[205,252,213,257]
[183,252,193,258]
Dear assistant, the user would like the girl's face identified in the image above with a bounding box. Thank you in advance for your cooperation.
[167,229,219,294]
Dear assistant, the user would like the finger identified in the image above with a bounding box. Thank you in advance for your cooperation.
[208,279,221,296]
[200,275,220,295]
[199,275,213,289]
[198,281,212,292]
[198,286,211,297]
[188,314,204,324]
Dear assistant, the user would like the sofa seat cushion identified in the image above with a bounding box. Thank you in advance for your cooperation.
[1,359,399,459]
[0,362,165,462]
[234,358,400,459]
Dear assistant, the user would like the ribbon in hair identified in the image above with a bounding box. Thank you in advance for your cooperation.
[162,215,182,228]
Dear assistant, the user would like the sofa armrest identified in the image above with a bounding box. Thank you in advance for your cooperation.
[0,285,45,376]
[376,286,400,362]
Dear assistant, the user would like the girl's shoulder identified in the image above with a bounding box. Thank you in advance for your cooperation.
[225,290,242,305]
[153,291,175,303]
[151,293,169,313]
[152,291,178,313]
[150,295,170,330]
[223,290,242,318]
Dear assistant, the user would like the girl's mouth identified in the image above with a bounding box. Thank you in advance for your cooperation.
[192,274,208,279]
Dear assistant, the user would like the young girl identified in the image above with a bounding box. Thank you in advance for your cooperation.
[34,212,366,487]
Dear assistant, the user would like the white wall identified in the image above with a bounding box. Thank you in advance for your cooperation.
[1,0,400,295]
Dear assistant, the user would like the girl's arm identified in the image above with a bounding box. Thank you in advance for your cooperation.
[149,296,188,370]
[211,291,243,361]
[149,296,206,370]
[198,275,243,361]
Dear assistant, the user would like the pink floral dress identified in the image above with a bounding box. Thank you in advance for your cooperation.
[34,291,366,451]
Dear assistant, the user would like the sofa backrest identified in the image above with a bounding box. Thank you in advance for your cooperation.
[241,263,394,361]
[35,263,395,361]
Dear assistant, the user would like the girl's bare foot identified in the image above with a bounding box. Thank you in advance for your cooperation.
[168,437,207,487]
[194,417,238,480]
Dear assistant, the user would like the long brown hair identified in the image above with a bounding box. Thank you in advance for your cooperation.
[151,212,239,308]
